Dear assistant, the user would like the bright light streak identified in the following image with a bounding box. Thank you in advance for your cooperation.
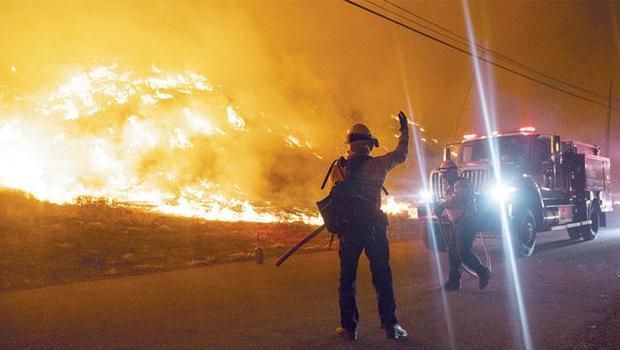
[409,105,457,350]
[462,2,533,349]
[396,41,456,349]
[489,184,517,202]
[418,188,434,204]
[519,126,536,133]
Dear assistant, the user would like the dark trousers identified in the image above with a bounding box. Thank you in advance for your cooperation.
[448,217,486,281]
[338,226,398,332]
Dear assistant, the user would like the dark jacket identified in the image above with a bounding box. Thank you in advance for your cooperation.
[442,176,475,222]
[331,127,409,209]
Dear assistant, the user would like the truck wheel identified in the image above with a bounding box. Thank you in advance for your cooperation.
[581,201,601,241]
[514,209,537,258]
[567,228,582,240]
[423,221,449,252]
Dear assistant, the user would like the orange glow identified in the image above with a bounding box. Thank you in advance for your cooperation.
[382,196,418,219]
[0,64,325,224]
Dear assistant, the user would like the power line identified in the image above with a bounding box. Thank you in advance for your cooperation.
[378,0,480,50]
[454,73,475,140]
[344,0,620,112]
[360,0,619,108]
[363,0,474,52]
[380,0,620,103]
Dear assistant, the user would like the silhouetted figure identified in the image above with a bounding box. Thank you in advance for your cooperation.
[330,112,409,341]
[435,160,490,291]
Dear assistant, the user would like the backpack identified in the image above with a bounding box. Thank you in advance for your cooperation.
[316,156,378,234]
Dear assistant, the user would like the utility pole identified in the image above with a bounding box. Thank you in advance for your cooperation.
[608,79,613,156]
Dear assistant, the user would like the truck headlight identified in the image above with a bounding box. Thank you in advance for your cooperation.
[489,184,516,202]
[418,189,434,204]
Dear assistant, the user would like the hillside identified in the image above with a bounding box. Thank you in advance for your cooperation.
[0,189,421,292]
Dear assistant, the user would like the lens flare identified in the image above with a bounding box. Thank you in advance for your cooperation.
[461,1,533,349]
[418,188,434,204]
[489,184,517,202]
[396,41,456,349]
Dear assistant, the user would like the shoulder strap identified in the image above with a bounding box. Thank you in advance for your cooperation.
[320,157,347,190]
[320,158,338,190]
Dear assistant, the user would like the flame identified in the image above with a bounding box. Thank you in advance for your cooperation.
[381,196,418,219]
[0,63,421,226]
[0,64,324,224]
[226,105,246,130]
[157,195,322,224]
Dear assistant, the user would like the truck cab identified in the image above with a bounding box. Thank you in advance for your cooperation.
[421,128,613,257]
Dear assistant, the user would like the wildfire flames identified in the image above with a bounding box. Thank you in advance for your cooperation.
[0,64,416,223]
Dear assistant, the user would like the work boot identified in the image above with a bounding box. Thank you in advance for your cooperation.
[385,323,408,339]
[442,279,461,291]
[479,268,491,290]
[336,326,358,341]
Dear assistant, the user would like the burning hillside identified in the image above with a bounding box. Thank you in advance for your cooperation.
[0,64,419,223]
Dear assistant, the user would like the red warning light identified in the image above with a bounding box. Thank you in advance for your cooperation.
[519,126,536,133]
[463,134,477,140]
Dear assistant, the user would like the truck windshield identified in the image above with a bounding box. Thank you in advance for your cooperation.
[459,136,529,163]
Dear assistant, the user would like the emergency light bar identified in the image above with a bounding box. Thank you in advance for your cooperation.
[463,127,536,140]
[463,133,477,140]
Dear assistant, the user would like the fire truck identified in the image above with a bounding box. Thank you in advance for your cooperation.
[419,127,613,257]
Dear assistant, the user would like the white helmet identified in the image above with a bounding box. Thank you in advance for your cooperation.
[346,123,379,147]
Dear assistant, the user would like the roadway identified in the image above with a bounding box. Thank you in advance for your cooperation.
[1,214,620,349]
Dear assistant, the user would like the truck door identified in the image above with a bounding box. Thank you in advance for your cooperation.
[534,135,565,203]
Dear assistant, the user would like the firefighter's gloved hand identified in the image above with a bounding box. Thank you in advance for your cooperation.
[397,111,408,131]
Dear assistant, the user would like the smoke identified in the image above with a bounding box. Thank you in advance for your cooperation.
[0,2,421,220]
[0,2,617,218]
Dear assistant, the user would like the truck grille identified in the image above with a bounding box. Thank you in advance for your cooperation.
[462,169,488,194]
[431,169,488,198]
[430,171,444,199]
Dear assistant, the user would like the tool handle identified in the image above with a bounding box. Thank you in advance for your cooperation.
[275,225,326,267]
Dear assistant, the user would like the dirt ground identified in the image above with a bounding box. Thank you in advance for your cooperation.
[0,189,422,292]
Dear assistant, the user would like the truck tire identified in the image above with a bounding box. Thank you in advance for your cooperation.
[423,221,449,252]
[581,201,601,241]
[513,209,537,258]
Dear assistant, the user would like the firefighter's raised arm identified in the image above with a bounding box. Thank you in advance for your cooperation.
[376,111,409,171]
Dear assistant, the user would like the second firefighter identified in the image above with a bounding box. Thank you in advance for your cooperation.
[435,159,491,291]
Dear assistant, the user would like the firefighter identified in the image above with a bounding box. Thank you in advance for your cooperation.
[331,112,409,341]
[434,159,490,291]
